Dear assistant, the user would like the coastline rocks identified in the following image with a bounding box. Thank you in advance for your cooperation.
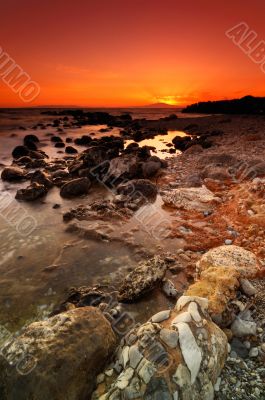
[1,166,26,182]
[197,245,259,279]
[23,134,39,144]
[65,146,78,154]
[239,278,257,297]
[0,307,117,400]
[92,296,227,400]
[74,135,92,146]
[60,177,91,198]
[12,145,30,159]
[118,257,167,302]
[52,286,107,315]
[142,160,161,178]
[200,165,231,182]
[162,185,219,212]
[186,266,240,315]
[52,169,71,186]
[51,135,63,143]
[117,179,157,202]
[162,279,179,298]
[197,154,238,169]
[172,135,192,151]
[231,318,257,337]
[106,154,140,181]
[31,170,53,189]
[186,246,259,315]
[15,183,47,201]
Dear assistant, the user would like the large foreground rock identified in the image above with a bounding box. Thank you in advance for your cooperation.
[92,296,227,400]
[0,307,116,400]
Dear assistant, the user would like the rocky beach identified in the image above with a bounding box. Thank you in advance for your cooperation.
[0,108,264,399]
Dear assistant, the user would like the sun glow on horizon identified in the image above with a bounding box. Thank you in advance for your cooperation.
[154,96,180,106]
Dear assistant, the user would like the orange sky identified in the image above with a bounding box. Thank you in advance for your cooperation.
[0,0,265,107]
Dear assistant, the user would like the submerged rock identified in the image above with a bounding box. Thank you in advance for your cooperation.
[52,286,107,315]
[118,257,167,302]
[15,183,47,201]
[92,296,227,400]
[1,166,26,182]
[0,307,116,400]
[60,177,91,198]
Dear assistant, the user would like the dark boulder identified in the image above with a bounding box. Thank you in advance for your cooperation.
[132,131,145,142]
[12,146,30,159]
[125,142,139,153]
[74,135,92,146]
[117,179,157,201]
[54,142,65,148]
[142,160,161,178]
[1,166,26,182]
[52,169,70,180]
[31,170,53,189]
[60,177,91,198]
[51,136,63,143]
[29,150,47,160]
[15,156,33,166]
[65,146,78,154]
[23,134,39,143]
[105,154,140,182]
[80,146,109,168]
[16,183,47,201]
[172,135,192,151]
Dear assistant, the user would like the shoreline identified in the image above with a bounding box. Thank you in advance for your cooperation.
[0,111,264,399]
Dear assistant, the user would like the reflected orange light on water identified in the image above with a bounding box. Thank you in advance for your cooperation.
[125,131,188,159]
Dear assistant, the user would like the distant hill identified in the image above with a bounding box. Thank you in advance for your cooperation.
[141,103,179,108]
[182,95,265,114]
[34,105,81,108]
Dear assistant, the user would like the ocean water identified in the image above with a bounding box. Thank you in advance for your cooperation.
[0,107,192,334]
[0,107,206,132]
